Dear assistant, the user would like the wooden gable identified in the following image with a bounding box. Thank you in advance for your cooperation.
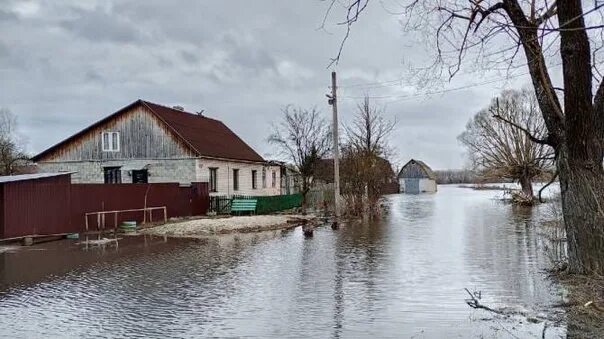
[35,105,195,162]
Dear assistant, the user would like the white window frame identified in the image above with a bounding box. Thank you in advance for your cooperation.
[262,168,267,188]
[102,132,120,152]
[252,170,258,190]
[209,167,218,192]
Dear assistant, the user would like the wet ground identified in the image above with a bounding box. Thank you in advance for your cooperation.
[0,185,567,338]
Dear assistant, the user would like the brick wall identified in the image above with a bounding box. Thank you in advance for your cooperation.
[38,159,197,184]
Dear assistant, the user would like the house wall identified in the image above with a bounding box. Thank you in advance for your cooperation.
[399,178,437,194]
[419,178,437,193]
[39,106,194,162]
[38,159,197,184]
[195,159,281,196]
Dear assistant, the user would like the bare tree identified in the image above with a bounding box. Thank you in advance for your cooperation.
[458,89,553,198]
[0,108,28,175]
[341,96,396,215]
[269,106,332,209]
[345,96,396,157]
[326,0,604,274]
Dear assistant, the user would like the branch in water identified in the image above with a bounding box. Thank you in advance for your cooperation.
[464,288,504,314]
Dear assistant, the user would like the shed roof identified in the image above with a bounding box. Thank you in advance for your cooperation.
[398,159,436,180]
[33,100,265,163]
[0,172,72,184]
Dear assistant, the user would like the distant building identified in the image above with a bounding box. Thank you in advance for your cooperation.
[265,160,301,195]
[32,100,281,196]
[397,159,437,194]
[281,164,302,195]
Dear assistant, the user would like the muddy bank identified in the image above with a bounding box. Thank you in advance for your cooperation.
[142,215,318,238]
[539,199,604,337]
[553,273,604,338]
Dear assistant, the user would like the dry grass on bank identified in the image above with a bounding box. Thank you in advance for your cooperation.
[553,272,604,337]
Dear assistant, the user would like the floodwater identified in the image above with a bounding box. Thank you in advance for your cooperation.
[0,185,567,338]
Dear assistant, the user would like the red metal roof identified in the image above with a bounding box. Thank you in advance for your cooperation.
[141,101,264,162]
[33,100,265,163]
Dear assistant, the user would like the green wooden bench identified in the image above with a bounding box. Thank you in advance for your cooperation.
[230,199,257,215]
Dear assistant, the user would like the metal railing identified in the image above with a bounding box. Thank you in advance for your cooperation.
[84,206,167,233]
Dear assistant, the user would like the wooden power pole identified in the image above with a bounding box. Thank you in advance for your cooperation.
[328,71,341,220]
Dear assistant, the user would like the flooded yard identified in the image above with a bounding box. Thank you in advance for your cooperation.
[0,185,567,338]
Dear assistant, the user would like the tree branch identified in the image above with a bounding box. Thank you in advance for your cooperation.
[535,1,557,26]
[492,112,552,146]
[539,169,558,203]
[474,2,505,32]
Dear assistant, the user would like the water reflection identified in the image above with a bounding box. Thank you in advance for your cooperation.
[0,186,566,338]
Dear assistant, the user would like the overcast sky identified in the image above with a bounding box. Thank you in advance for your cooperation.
[0,0,543,170]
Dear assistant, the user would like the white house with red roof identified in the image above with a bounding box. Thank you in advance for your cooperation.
[33,100,281,196]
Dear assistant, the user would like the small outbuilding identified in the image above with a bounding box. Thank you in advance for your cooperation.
[397,159,437,194]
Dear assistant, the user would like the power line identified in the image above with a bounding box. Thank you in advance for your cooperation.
[339,63,561,103]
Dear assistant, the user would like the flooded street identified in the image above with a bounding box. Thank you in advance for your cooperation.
[0,185,565,338]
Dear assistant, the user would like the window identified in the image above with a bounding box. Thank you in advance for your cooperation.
[104,167,122,184]
[132,169,148,184]
[262,168,267,188]
[102,132,120,152]
[252,170,257,189]
[271,171,276,188]
[209,168,218,192]
[233,169,239,191]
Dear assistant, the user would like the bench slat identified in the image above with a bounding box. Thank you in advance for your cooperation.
[231,199,257,213]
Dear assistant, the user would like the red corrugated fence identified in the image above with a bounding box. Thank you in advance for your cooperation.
[0,175,209,240]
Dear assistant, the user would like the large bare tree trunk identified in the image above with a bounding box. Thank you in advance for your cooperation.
[558,146,604,274]
[518,175,534,198]
[504,0,604,274]
[555,0,604,274]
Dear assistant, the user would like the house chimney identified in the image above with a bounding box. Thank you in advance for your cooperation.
[172,105,184,111]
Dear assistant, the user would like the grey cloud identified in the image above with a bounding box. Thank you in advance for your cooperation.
[0,10,18,21]
[84,70,104,83]
[59,8,144,43]
[181,50,199,64]
[0,42,9,58]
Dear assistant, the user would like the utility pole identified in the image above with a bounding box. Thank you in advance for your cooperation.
[327,71,341,221]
